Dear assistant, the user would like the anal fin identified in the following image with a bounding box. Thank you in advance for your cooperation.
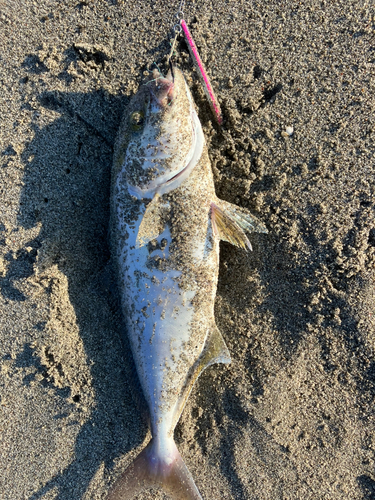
[172,324,231,429]
[211,199,268,251]
[200,323,231,367]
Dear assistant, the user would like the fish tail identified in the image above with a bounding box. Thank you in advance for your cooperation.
[107,437,203,500]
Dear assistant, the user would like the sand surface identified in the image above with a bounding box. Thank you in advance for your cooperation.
[1,1,374,499]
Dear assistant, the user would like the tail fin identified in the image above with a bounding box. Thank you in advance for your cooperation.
[107,438,203,500]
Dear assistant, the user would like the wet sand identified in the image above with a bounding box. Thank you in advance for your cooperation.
[1,1,374,499]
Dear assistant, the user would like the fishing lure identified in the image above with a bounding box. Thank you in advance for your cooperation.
[169,1,223,124]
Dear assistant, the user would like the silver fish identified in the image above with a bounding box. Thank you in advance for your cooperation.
[108,67,267,500]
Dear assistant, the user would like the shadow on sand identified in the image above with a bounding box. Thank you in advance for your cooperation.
[11,86,150,500]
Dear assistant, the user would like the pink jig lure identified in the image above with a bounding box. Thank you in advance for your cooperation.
[180,19,223,125]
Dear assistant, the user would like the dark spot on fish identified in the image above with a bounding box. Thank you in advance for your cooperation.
[151,275,160,285]
[146,254,168,271]
[141,306,150,318]
[148,239,159,253]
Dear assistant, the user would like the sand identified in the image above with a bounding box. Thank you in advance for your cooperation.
[0,0,374,499]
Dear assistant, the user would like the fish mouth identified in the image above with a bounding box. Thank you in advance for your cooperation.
[147,68,175,108]
[128,79,205,200]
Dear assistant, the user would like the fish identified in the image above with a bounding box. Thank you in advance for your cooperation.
[108,66,267,500]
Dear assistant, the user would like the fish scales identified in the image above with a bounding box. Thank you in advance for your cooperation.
[108,67,267,500]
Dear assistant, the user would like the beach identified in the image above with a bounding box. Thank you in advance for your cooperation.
[0,0,374,498]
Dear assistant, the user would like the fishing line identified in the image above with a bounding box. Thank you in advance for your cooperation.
[167,0,184,64]
[145,62,164,83]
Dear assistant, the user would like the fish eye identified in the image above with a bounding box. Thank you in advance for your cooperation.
[130,111,145,130]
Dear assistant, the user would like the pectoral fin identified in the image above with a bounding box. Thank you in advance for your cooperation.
[136,193,170,248]
[211,199,268,251]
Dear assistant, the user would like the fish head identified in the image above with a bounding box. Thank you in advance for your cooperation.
[118,67,202,198]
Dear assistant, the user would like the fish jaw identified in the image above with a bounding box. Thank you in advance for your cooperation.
[147,68,175,108]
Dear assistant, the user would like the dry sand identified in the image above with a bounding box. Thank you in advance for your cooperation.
[1,0,374,499]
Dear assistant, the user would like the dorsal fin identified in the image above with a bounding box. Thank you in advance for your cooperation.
[211,199,268,251]
[136,193,170,248]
